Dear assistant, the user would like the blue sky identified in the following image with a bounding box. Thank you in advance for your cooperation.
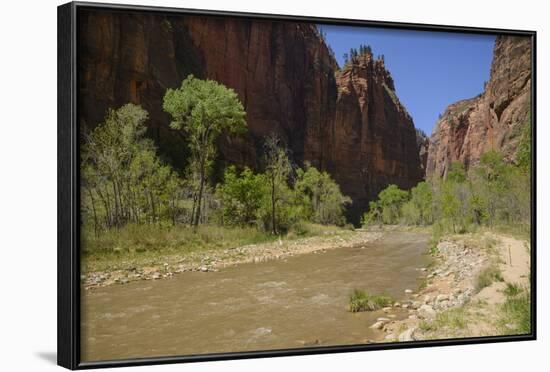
[318,25,496,135]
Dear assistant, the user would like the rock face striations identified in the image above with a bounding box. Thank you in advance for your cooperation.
[79,10,338,173]
[79,9,423,222]
[426,36,532,178]
[325,53,423,218]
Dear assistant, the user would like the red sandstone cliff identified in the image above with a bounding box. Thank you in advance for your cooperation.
[78,9,422,221]
[416,129,430,174]
[323,53,423,217]
[426,36,532,178]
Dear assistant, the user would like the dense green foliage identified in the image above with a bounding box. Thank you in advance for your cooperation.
[81,76,352,251]
[262,134,294,234]
[362,146,531,235]
[216,166,266,227]
[362,184,409,225]
[294,163,352,226]
[215,140,351,233]
[401,182,434,225]
[163,75,247,228]
[81,104,181,234]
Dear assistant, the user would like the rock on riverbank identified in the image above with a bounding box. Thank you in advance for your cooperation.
[366,232,530,342]
[83,230,382,290]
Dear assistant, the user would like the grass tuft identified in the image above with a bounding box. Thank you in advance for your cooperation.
[418,320,436,332]
[474,265,504,293]
[498,285,531,335]
[348,289,393,312]
[418,307,468,333]
[435,307,468,329]
[287,221,344,238]
[503,282,523,297]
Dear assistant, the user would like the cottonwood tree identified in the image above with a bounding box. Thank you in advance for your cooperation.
[163,75,247,230]
[216,166,266,227]
[263,133,292,235]
[294,163,351,225]
[82,104,181,232]
[377,184,409,224]
[401,181,433,225]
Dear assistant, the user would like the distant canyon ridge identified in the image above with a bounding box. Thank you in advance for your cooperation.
[79,10,531,222]
[426,36,532,178]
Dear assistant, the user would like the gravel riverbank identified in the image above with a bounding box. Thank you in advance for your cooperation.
[364,232,530,342]
[82,230,382,290]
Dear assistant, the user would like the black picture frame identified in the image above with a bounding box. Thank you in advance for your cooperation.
[58,1,537,369]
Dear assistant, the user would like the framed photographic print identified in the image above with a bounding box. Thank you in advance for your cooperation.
[58,1,536,369]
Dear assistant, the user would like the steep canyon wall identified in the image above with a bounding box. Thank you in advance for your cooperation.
[79,9,424,221]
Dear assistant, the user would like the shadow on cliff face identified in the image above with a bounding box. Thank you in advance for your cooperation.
[78,8,424,221]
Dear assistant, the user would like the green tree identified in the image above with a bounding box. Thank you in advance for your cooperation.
[294,163,351,225]
[447,161,467,183]
[473,150,530,226]
[439,180,466,233]
[361,201,382,226]
[474,151,508,225]
[402,181,433,225]
[82,104,182,231]
[362,145,530,234]
[377,184,409,224]
[362,185,409,226]
[469,193,488,225]
[216,166,266,226]
[163,75,247,229]
[262,134,292,234]
[82,104,151,228]
[516,117,532,173]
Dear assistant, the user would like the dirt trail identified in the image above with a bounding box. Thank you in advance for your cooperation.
[366,231,531,342]
[499,235,531,283]
[476,234,531,306]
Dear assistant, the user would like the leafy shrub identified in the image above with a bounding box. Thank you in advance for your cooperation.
[362,185,409,226]
[362,144,531,235]
[216,166,266,227]
[294,163,352,226]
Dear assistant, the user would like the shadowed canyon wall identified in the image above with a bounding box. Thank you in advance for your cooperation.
[426,36,532,178]
[79,9,423,222]
[326,53,423,218]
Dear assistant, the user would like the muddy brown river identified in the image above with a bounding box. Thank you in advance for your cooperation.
[81,231,430,361]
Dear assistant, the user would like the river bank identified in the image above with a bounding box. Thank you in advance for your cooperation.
[82,224,531,348]
[363,231,531,342]
[81,230,429,360]
[82,227,382,289]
